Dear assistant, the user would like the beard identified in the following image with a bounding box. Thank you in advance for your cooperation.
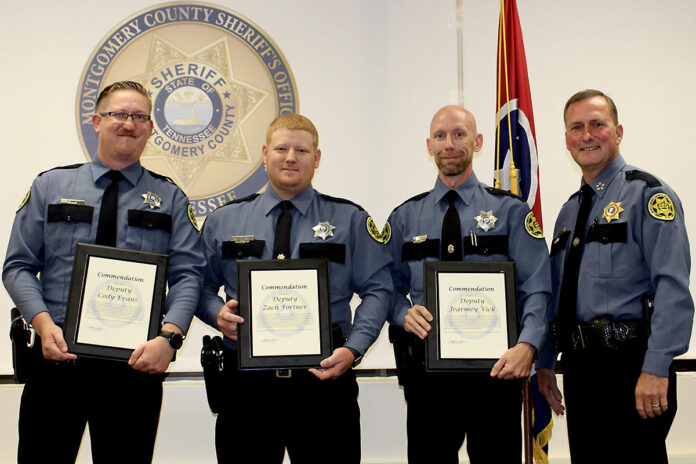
[435,151,470,177]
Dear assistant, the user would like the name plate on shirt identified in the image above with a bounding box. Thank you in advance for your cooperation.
[237,259,333,370]
[63,243,169,361]
[424,261,519,371]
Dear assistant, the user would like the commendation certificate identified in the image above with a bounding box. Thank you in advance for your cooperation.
[424,261,518,371]
[250,269,321,356]
[76,256,157,349]
[237,259,332,370]
[437,272,508,359]
[63,244,169,361]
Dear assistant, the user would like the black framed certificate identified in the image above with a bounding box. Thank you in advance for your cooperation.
[424,261,519,371]
[237,259,332,370]
[63,243,169,361]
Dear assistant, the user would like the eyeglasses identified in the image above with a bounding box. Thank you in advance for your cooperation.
[99,112,151,123]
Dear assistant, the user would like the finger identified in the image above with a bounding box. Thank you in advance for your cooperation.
[413,305,434,322]
[129,343,146,366]
[490,358,505,377]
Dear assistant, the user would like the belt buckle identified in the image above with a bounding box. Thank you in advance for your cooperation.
[275,369,292,378]
[571,325,586,351]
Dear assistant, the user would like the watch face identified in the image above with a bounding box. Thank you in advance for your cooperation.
[162,331,183,349]
[170,333,183,349]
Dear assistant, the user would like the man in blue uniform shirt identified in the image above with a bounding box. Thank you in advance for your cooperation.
[196,113,392,463]
[536,89,694,463]
[387,105,551,463]
[3,81,204,463]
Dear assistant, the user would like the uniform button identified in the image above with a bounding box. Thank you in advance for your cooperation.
[66,216,72,222]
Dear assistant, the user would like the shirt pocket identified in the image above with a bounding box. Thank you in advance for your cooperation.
[46,204,94,256]
[126,210,172,254]
[463,234,508,261]
[585,222,627,277]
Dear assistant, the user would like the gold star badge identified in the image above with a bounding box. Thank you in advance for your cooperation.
[475,211,497,232]
[602,201,624,223]
[141,192,162,209]
[312,221,336,240]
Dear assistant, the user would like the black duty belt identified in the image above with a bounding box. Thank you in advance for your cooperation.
[556,316,648,352]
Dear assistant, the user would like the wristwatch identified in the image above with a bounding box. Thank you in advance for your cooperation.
[159,330,184,350]
[345,347,363,368]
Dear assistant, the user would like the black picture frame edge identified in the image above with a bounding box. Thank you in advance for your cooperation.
[424,260,519,372]
[236,258,333,370]
[63,243,169,361]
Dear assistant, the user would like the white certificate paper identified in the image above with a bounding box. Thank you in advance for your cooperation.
[76,256,157,349]
[250,269,321,357]
[437,272,508,359]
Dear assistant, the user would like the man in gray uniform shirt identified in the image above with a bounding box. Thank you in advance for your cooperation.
[537,89,694,463]
[387,105,551,463]
[3,81,204,463]
[195,113,392,463]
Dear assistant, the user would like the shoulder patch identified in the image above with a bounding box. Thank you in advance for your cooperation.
[318,193,365,211]
[38,163,84,177]
[524,211,544,238]
[17,189,31,212]
[648,193,675,221]
[188,204,200,232]
[366,217,388,243]
[392,191,430,213]
[626,170,662,188]
[381,220,392,244]
[485,187,524,201]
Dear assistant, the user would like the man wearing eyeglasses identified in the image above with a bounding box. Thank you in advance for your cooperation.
[3,80,204,463]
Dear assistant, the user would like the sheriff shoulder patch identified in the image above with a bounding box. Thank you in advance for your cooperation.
[524,211,544,238]
[188,204,200,232]
[366,217,386,243]
[18,189,31,212]
[648,193,675,221]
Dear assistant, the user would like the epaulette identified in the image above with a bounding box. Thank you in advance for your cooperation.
[145,168,176,184]
[566,190,581,201]
[318,193,365,211]
[626,169,662,188]
[485,187,523,201]
[226,193,260,205]
[392,191,430,213]
[38,163,84,177]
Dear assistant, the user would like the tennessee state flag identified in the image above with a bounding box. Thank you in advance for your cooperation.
[495,0,543,230]
[495,1,551,463]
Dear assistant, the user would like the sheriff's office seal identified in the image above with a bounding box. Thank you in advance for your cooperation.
[76,3,298,220]
[648,193,675,221]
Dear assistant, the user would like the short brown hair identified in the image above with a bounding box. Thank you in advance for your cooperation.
[266,114,319,151]
[96,81,152,113]
[564,89,618,125]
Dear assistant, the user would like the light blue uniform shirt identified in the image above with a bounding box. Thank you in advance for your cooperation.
[538,155,694,377]
[3,158,204,333]
[387,173,551,351]
[196,184,393,355]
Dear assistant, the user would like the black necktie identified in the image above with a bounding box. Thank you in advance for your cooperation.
[272,200,293,259]
[558,184,595,334]
[441,190,462,261]
[96,170,124,247]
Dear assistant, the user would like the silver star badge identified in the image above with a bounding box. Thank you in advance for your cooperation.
[475,211,497,232]
[141,192,162,209]
[312,221,336,240]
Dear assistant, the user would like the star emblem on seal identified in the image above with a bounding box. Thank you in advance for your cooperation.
[141,191,162,209]
[312,221,336,240]
[602,201,624,223]
[475,211,497,232]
